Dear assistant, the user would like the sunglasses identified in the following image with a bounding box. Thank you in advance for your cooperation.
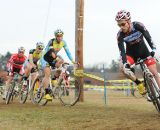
[38,47,43,50]
[18,51,24,54]
[56,34,63,37]
[118,22,127,27]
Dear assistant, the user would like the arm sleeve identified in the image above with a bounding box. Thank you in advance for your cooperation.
[29,49,35,54]
[63,41,74,62]
[135,22,156,50]
[28,49,34,63]
[7,55,14,70]
[117,32,127,64]
[44,39,55,55]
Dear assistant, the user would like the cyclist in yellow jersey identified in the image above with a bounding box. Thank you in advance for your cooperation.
[38,29,76,100]
[23,42,44,85]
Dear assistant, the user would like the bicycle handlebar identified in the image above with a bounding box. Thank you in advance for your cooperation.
[12,72,23,77]
[130,56,153,67]
[62,62,70,67]
[136,56,152,65]
[8,61,23,67]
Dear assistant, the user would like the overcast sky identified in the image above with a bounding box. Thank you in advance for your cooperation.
[0,0,160,66]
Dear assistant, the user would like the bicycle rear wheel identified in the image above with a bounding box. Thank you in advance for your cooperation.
[145,74,160,112]
[6,83,15,104]
[59,77,81,106]
[30,76,48,105]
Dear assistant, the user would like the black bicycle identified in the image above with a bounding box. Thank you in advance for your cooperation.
[133,56,160,112]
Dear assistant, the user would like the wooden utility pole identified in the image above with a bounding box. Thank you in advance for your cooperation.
[75,0,84,101]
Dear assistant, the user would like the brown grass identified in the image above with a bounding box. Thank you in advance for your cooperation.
[0,90,160,130]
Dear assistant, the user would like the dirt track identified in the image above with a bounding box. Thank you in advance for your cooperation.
[0,90,160,130]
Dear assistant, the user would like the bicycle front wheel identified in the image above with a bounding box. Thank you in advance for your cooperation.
[19,80,29,104]
[30,76,48,105]
[145,74,160,112]
[6,83,15,104]
[130,87,143,98]
[59,77,81,106]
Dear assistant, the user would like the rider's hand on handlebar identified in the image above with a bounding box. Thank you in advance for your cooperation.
[150,49,160,63]
[31,63,37,69]
[123,63,130,69]
[150,48,158,57]
[150,51,155,57]
[72,61,76,64]
[72,61,80,66]
[7,69,10,76]
[150,49,160,60]
[72,61,80,69]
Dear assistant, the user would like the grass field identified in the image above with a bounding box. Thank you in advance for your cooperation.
[0,89,160,130]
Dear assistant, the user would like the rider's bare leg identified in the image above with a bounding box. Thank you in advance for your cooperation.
[52,59,64,79]
[42,66,51,93]
[55,59,64,68]
[23,63,32,80]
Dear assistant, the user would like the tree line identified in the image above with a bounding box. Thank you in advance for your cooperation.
[0,52,120,73]
[0,51,12,71]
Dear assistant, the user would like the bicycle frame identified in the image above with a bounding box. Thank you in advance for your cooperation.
[136,58,159,93]
[19,68,39,104]
[133,57,160,112]
[12,72,22,92]
[49,63,70,97]
[30,60,80,106]
[28,71,39,92]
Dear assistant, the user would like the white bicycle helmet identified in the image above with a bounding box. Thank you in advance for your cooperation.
[115,10,131,21]
[18,46,25,53]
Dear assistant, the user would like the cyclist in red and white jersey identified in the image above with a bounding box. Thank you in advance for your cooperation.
[3,47,27,99]
[115,10,160,95]
[7,47,26,76]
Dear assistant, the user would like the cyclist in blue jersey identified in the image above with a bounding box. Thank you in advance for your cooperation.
[38,29,76,100]
[115,10,160,95]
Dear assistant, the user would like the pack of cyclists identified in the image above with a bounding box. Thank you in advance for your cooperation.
[2,10,160,102]
[2,29,76,101]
